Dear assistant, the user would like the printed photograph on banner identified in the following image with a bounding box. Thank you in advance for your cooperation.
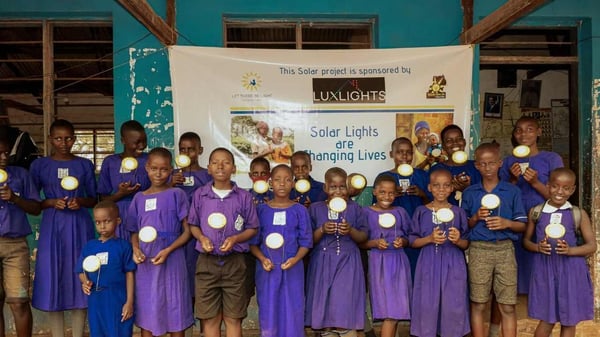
[231,116,294,171]
[395,112,454,168]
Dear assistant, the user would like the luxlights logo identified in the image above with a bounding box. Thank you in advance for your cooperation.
[312,77,386,104]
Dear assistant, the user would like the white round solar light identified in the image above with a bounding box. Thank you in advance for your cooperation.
[328,197,347,213]
[436,207,454,223]
[545,223,566,239]
[60,176,79,191]
[207,212,227,229]
[253,180,269,194]
[0,169,8,183]
[481,193,501,209]
[378,213,396,229]
[265,233,285,249]
[513,145,531,158]
[431,148,442,157]
[175,154,191,168]
[139,226,157,243]
[82,255,101,273]
[294,179,311,194]
[121,157,138,171]
[397,164,414,177]
[452,151,468,164]
[350,174,367,190]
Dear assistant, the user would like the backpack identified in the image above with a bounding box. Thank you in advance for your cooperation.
[530,201,582,245]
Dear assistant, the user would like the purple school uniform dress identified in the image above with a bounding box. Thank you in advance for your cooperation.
[173,168,211,296]
[528,203,593,326]
[0,166,40,238]
[500,151,563,294]
[97,153,151,241]
[30,156,97,311]
[252,203,313,337]
[363,207,412,321]
[305,200,367,330]
[409,205,470,337]
[126,188,193,335]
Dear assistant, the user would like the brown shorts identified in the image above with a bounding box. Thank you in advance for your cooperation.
[468,240,517,305]
[0,237,30,303]
[195,253,248,319]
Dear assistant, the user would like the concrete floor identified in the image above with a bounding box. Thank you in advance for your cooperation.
[11,295,600,336]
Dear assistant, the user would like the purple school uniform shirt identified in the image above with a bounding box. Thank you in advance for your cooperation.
[0,166,40,237]
[188,182,258,255]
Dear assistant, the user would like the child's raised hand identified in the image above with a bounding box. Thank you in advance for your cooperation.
[151,249,170,265]
[0,184,14,201]
[405,185,424,197]
[199,236,214,253]
[392,237,405,249]
[261,258,274,271]
[337,219,351,235]
[555,239,570,255]
[302,196,312,208]
[522,167,539,184]
[476,207,491,220]
[447,227,461,243]
[81,280,92,295]
[117,181,141,196]
[537,238,552,255]
[281,257,299,270]
[220,236,238,252]
[452,174,471,191]
[321,221,336,235]
[376,238,389,250]
[431,228,446,244]
[121,301,134,322]
[67,197,81,210]
[509,162,522,179]
[170,171,185,186]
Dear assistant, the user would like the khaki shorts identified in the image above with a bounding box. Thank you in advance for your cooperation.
[468,240,517,305]
[195,253,248,319]
[0,237,30,303]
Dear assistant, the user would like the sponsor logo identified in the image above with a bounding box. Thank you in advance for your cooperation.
[242,72,262,91]
[426,75,447,99]
[312,77,386,103]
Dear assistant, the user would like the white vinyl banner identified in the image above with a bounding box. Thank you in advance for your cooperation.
[169,45,473,187]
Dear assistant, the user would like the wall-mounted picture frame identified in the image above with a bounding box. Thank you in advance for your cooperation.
[483,92,503,119]
[520,79,541,108]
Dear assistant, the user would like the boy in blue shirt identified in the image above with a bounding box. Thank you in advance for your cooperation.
[461,142,527,337]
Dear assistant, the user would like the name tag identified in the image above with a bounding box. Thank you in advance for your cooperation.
[145,198,157,211]
[183,176,195,187]
[550,213,562,224]
[273,211,286,225]
[96,252,109,265]
[57,168,69,179]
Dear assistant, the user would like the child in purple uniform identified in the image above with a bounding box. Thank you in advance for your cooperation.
[248,157,273,205]
[431,124,481,206]
[98,120,150,241]
[30,119,97,337]
[523,168,596,337]
[500,116,563,295]
[289,151,327,207]
[188,148,258,337]
[250,164,312,337]
[127,147,193,337]
[0,137,41,337]
[171,132,212,337]
[305,167,368,337]
[410,169,469,337]
[78,200,135,337]
[362,174,411,337]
